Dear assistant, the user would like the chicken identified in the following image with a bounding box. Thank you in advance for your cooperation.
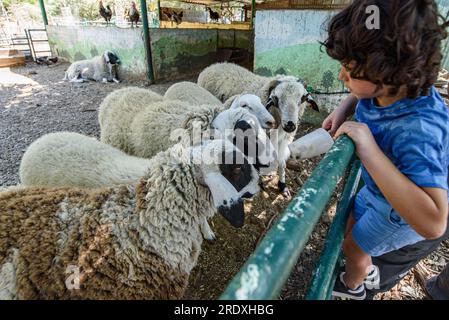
[207,7,220,22]
[125,1,140,28]
[99,0,113,25]
[36,56,58,66]
[172,11,183,25]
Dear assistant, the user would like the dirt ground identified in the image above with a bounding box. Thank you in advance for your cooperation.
[1,62,447,300]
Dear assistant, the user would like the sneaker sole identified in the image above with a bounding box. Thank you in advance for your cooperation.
[332,290,367,300]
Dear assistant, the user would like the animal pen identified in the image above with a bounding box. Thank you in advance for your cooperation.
[7,0,449,300]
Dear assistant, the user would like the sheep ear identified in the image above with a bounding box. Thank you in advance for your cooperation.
[268,80,282,95]
[303,93,320,112]
[204,172,245,228]
[297,78,306,86]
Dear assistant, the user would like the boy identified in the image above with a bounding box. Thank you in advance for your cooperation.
[321,0,449,299]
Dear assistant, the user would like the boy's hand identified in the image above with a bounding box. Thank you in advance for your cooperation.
[322,107,348,136]
[334,121,380,160]
[322,95,358,136]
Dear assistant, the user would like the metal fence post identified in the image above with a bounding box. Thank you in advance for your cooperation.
[140,0,155,82]
[38,0,48,26]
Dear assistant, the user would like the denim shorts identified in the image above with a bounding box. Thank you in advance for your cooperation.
[352,187,425,257]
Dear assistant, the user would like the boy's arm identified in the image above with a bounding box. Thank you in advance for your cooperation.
[336,122,448,240]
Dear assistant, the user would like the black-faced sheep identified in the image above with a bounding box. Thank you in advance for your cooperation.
[197,62,320,196]
[18,131,219,241]
[63,51,120,83]
[0,140,259,299]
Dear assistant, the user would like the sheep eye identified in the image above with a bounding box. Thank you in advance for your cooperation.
[241,104,248,108]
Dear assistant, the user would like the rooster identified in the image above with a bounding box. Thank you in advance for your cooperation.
[172,11,183,25]
[99,0,113,25]
[125,1,140,28]
[207,7,220,22]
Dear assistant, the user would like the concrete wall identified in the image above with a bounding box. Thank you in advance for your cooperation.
[254,10,342,93]
[150,28,253,81]
[253,10,344,124]
[47,25,253,82]
[47,26,147,80]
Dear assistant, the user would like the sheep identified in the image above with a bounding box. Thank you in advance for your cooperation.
[18,131,218,241]
[63,51,120,83]
[197,62,320,196]
[99,87,163,154]
[99,94,277,169]
[0,140,260,300]
[163,82,275,130]
[223,93,275,129]
[19,132,152,189]
[164,81,222,107]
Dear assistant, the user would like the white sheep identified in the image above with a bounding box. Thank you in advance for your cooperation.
[99,86,163,154]
[19,131,222,241]
[0,140,260,300]
[224,94,275,129]
[164,82,275,129]
[63,51,120,83]
[164,81,222,107]
[198,62,319,196]
[99,93,277,170]
[19,132,152,189]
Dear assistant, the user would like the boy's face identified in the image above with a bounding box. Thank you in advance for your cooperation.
[338,63,381,99]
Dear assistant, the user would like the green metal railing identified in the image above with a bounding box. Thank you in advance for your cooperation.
[305,158,362,300]
[220,135,358,300]
[38,0,48,26]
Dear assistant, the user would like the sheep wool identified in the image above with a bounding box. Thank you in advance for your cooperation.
[164,81,222,107]
[99,87,163,153]
[198,62,269,102]
[0,143,238,300]
[19,132,152,188]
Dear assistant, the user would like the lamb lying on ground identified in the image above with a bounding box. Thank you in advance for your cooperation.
[63,51,120,83]
[19,132,152,189]
[198,62,320,196]
[0,140,259,299]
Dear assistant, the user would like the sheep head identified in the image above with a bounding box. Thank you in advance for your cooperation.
[190,139,260,228]
[211,108,277,174]
[264,79,319,133]
[230,94,276,129]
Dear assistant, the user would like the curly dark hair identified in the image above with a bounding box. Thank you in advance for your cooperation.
[322,0,449,98]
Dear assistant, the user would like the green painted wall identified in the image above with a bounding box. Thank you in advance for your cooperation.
[254,10,342,92]
[47,25,253,82]
[149,28,253,81]
[47,26,147,80]
[255,42,343,92]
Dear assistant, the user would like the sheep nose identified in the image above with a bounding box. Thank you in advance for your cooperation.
[283,121,296,133]
[266,121,275,128]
